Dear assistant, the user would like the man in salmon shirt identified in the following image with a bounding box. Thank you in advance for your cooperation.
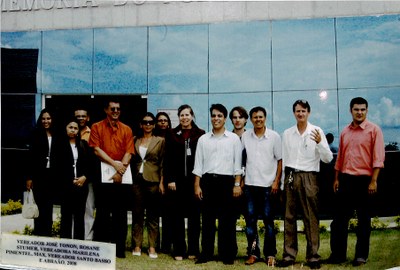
[329,97,385,266]
[89,98,134,258]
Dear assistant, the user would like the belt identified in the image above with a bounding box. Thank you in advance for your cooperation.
[285,167,315,174]
[204,173,232,179]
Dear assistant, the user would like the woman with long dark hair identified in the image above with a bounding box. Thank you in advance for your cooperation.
[131,112,165,259]
[55,118,90,240]
[26,108,58,236]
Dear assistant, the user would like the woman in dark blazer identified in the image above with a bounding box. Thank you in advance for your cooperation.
[55,118,89,240]
[164,104,205,260]
[131,112,165,259]
[26,108,58,237]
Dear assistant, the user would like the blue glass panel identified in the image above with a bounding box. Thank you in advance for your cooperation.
[273,90,339,138]
[209,92,272,132]
[337,15,400,88]
[149,25,208,94]
[42,29,93,94]
[147,94,209,131]
[272,18,336,91]
[209,21,271,93]
[338,88,400,146]
[94,27,147,94]
[1,31,42,92]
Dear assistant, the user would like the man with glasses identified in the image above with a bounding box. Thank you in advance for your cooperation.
[89,98,134,258]
[281,100,333,269]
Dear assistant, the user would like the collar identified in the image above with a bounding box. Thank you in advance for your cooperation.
[251,127,268,138]
[292,122,311,135]
[106,118,119,129]
[349,119,369,130]
[211,128,227,137]
[81,126,91,133]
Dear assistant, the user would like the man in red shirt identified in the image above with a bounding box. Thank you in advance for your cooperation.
[329,97,385,266]
[89,99,134,258]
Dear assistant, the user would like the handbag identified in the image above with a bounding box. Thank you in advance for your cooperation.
[22,190,39,219]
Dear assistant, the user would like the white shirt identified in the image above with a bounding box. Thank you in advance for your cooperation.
[282,122,333,173]
[242,128,282,187]
[139,146,147,173]
[192,129,243,177]
[70,142,78,177]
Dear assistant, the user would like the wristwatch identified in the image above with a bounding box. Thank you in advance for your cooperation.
[234,182,240,187]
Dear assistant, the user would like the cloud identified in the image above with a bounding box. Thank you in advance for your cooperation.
[373,97,400,127]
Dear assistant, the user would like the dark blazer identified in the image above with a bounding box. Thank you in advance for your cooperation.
[27,128,58,181]
[164,123,205,184]
[54,137,89,190]
[132,136,165,183]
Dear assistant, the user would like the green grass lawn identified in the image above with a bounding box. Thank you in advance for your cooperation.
[116,229,400,270]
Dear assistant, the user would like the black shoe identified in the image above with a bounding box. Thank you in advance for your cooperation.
[116,252,126,258]
[352,258,367,266]
[280,259,295,267]
[308,261,321,269]
[326,255,346,264]
[223,259,234,265]
[195,256,210,264]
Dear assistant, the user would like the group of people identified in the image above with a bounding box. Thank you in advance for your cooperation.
[26,97,385,268]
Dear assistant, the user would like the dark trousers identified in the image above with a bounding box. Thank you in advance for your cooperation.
[330,174,372,260]
[170,178,201,257]
[60,185,88,240]
[160,192,173,253]
[93,183,129,256]
[283,170,320,262]
[33,169,54,237]
[200,174,237,261]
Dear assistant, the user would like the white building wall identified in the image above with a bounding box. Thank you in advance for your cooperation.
[2,1,400,32]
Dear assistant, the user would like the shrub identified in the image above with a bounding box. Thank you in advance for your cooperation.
[1,199,22,216]
[274,220,281,233]
[348,218,358,231]
[394,215,400,228]
[52,214,61,237]
[371,216,388,230]
[319,224,328,233]
[23,225,34,235]
[236,215,246,231]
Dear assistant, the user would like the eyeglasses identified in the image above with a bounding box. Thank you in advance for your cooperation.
[110,107,121,112]
[158,119,168,123]
[141,120,155,125]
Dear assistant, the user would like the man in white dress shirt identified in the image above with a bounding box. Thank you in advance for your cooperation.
[241,106,282,267]
[193,103,243,265]
[281,100,333,269]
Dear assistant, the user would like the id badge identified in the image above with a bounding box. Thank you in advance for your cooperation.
[187,147,192,156]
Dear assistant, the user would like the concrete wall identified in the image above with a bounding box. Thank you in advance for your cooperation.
[2,1,400,32]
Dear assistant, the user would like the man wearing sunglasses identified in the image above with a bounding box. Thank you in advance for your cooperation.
[89,98,134,258]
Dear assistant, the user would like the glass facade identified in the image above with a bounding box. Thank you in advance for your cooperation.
[2,15,400,149]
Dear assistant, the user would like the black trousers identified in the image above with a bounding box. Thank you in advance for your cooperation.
[60,185,88,240]
[330,174,372,260]
[169,177,201,257]
[200,174,237,261]
[93,183,129,256]
[33,169,54,237]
